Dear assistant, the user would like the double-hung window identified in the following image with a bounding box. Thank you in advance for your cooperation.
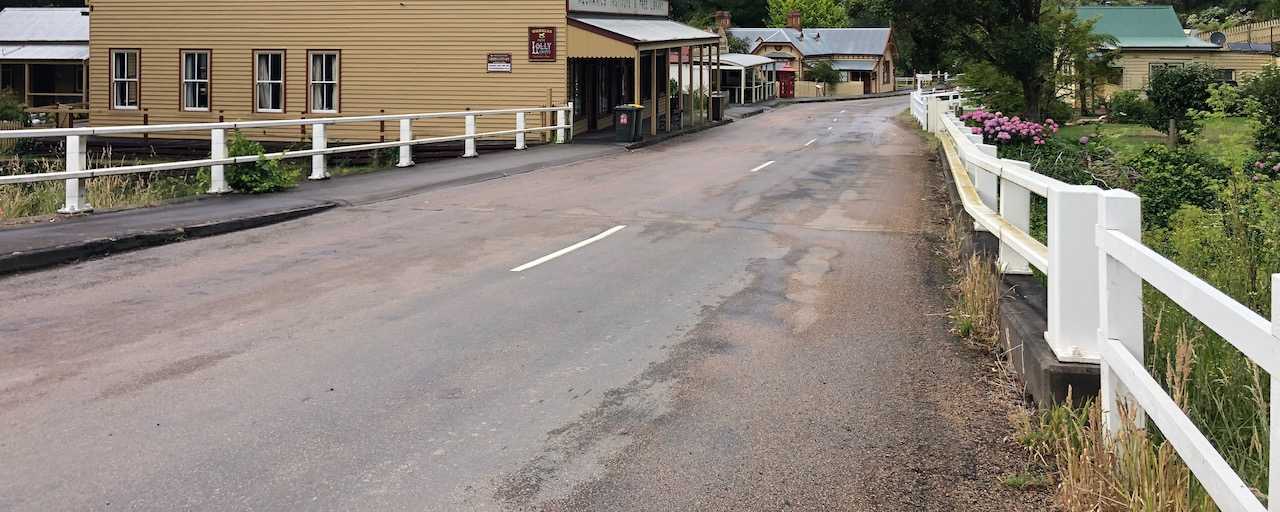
[181,50,210,111]
[111,49,139,109]
[255,50,285,113]
[309,51,339,113]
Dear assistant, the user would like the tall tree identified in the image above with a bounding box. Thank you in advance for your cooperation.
[766,0,851,28]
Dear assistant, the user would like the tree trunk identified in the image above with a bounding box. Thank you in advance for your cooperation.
[1167,118,1178,148]
[1021,79,1043,121]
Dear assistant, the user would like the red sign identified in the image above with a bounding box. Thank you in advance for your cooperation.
[529,27,557,62]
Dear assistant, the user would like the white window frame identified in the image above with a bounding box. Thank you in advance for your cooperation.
[309,50,339,114]
[181,50,210,112]
[111,49,139,110]
[254,50,285,113]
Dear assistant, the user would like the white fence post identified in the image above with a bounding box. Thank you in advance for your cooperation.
[1271,273,1279,512]
[970,142,998,232]
[999,161,1033,274]
[515,112,528,150]
[556,104,568,144]
[309,123,328,180]
[463,114,478,158]
[397,119,414,167]
[1097,189,1143,435]
[208,128,230,193]
[1047,184,1104,362]
[57,135,90,214]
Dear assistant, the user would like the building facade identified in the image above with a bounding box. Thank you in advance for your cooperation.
[0,7,89,110]
[85,0,719,142]
[727,12,895,98]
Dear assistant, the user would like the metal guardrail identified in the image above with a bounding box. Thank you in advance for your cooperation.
[0,104,574,213]
[913,89,1279,512]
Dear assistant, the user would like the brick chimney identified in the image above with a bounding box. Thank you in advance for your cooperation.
[787,10,802,31]
[714,10,732,52]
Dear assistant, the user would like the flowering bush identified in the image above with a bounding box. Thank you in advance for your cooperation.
[958,109,1060,146]
[1248,151,1280,181]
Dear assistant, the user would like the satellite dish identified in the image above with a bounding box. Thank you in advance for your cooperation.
[1210,31,1228,47]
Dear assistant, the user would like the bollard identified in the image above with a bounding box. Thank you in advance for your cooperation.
[58,135,91,214]
[208,128,231,193]
[515,112,527,150]
[1097,189,1143,435]
[1047,184,1104,362]
[463,114,478,158]
[309,123,328,180]
[397,118,414,167]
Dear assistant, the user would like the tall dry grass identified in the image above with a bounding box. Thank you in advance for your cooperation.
[0,147,207,219]
[941,212,1005,351]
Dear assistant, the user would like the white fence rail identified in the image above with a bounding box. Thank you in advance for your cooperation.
[0,104,574,213]
[913,89,1279,512]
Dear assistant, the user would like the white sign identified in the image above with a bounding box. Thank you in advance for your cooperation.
[569,0,668,16]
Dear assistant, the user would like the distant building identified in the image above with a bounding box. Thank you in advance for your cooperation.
[84,0,720,140]
[1078,5,1274,95]
[726,11,895,98]
[0,7,89,108]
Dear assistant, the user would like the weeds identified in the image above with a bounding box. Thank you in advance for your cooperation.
[0,148,208,219]
[941,213,1005,351]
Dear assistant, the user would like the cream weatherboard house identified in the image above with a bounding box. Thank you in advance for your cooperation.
[727,12,896,98]
[84,0,720,141]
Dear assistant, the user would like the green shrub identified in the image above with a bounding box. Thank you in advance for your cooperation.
[0,89,28,124]
[1145,63,1217,137]
[225,131,297,194]
[1107,90,1154,125]
[1243,63,1280,152]
[1127,145,1231,228]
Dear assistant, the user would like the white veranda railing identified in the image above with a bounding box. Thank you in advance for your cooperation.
[0,104,574,213]
[912,89,1279,512]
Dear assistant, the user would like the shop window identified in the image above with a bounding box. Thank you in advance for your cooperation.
[572,60,586,120]
[181,50,210,111]
[111,49,140,110]
[309,51,339,113]
[596,62,610,117]
[254,50,285,113]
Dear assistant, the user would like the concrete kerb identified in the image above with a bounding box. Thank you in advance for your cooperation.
[624,118,734,150]
[934,143,1100,408]
[776,89,912,105]
[0,202,338,276]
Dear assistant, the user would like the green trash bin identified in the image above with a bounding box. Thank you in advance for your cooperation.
[614,104,645,143]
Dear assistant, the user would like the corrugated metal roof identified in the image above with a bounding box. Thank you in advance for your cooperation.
[718,53,778,68]
[1076,6,1217,49]
[569,14,719,44]
[1228,42,1274,53]
[0,44,88,61]
[0,8,89,43]
[728,27,891,57]
[829,60,876,71]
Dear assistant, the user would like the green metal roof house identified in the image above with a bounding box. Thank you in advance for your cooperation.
[1075,5,1274,92]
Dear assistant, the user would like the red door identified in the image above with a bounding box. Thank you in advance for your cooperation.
[778,71,796,99]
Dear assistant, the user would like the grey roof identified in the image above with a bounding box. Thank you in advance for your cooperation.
[828,60,876,71]
[0,8,89,43]
[716,53,778,68]
[569,14,719,44]
[727,27,891,57]
[0,44,88,61]
[1228,42,1274,53]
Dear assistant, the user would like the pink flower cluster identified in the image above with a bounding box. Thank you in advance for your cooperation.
[959,109,1060,146]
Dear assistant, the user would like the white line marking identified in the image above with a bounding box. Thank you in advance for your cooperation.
[804,138,817,147]
[750,161,776,173]
[833,118,838,122]
[840,109,847,114]
[510,225,627,272]
[827,126,833,131]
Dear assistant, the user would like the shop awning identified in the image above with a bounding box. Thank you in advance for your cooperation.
[718,53,777,69]
[568,14,720,51]
[0,44,88,61]
[829,60,877,72]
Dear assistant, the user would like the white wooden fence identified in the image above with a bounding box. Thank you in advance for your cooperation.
[0,104,574,213]
[912,89,1279,512]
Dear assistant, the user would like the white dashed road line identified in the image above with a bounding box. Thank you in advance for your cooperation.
[510,225,627,272]
[750,161,776,173]
[804,138,817,147]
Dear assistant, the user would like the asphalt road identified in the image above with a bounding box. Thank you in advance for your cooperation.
[0,97,1036,511]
